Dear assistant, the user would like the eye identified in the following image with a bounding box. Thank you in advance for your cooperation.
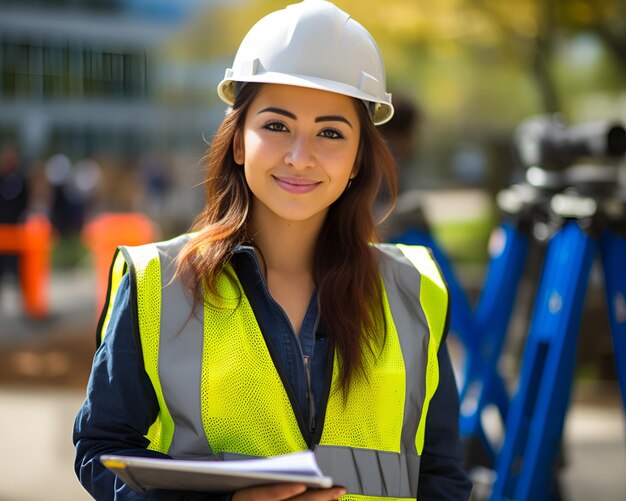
[319,128,345,140]
[263,120,289,133]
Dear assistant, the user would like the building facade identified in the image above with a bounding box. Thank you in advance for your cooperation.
[0,0,219,161]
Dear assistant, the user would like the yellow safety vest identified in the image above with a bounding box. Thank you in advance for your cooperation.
[98,234,448,500]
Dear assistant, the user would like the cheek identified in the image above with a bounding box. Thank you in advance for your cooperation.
[243,132,282,168]
[242,135,270,186]
[242,131,259,161]
[324,147,359,179]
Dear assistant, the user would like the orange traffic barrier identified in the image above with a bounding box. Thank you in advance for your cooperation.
[0,214,52,318]
[82,212,156,315]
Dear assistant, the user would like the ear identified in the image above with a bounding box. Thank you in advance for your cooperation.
[233,129,244,165]
[349,164,359,180]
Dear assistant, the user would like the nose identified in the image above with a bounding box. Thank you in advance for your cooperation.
[284,134,315,170]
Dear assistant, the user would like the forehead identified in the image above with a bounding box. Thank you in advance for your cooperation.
[248,83,361,119]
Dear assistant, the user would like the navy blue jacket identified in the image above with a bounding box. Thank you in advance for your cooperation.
[73,246,472,500]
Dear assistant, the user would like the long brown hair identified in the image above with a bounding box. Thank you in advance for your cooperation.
[177,83,398,394]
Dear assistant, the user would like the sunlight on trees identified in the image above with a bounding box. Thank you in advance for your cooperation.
[157,0,626,197]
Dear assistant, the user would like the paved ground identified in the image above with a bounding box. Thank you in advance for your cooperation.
[0,268,97,501]
[0,269,625,501]
[0,386,92,501]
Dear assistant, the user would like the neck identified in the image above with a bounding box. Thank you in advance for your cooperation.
[248,202,326,277]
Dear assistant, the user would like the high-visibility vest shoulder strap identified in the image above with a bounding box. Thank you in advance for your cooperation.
[392,243,448,345]
[373,243,449,454]
[96,235,193,453]
[96,248,128,347]
[97,234,196,346]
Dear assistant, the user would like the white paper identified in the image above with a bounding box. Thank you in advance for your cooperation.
[169,451,324,476]
[101,450,334,493]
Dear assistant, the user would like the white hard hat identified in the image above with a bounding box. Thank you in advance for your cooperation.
[217,0,394,125]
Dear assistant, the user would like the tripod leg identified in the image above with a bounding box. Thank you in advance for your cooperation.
[490,221,597,500]
[460,223,529,466]
[600,231,626,414]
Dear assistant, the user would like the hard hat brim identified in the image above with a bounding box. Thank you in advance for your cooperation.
[217,72,394,126]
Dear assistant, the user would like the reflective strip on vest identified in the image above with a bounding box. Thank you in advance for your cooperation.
[152,236,211,456]
[107,237,448,498]
[395,244,448,455]
[315,445,419,498]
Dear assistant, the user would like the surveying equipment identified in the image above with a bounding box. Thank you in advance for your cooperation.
[389,195,530,468]
[386,114,626,500]
[490,116,626,500]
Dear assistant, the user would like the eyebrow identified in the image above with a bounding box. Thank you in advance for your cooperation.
[257,107,353,129]
[258,107,296,120]
[316,115,353,129]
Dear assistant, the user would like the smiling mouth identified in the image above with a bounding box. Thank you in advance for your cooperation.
[273,176,321,194]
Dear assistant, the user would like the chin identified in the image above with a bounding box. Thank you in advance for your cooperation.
[271,205,328,224]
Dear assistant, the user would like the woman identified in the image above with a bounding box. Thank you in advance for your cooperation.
[74,1,472,500]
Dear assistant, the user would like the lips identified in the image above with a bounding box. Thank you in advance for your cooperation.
[273,175,321,194]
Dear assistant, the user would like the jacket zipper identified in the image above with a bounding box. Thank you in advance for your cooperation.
[260,282,318,444]
[303,355,316,435]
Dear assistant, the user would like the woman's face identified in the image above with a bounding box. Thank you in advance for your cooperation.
[234,83,361,227]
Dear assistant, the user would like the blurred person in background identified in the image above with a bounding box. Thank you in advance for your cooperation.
[34,152,104,270]
[0,144,30,283]
[73,1,471,500]
[137,151,174,233]
[45,153,97,237]
[138,152,171,218]
[376,95,430,242]
[45,153,76,235]
[378,94,422,194]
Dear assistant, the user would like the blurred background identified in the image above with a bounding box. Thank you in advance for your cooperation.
[0,0,625,499]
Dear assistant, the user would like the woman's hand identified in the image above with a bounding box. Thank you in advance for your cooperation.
[232,483,347,501]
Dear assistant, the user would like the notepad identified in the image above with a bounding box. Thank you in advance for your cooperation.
[101,450,334,494]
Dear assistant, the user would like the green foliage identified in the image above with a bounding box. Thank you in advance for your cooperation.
[160,0,625,122]
[431,214,497,264]
[157,0,626,264]
[160,0,626,119]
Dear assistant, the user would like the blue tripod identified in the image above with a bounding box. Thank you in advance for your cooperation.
[490,169,626,500]
[388,115,626,498]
